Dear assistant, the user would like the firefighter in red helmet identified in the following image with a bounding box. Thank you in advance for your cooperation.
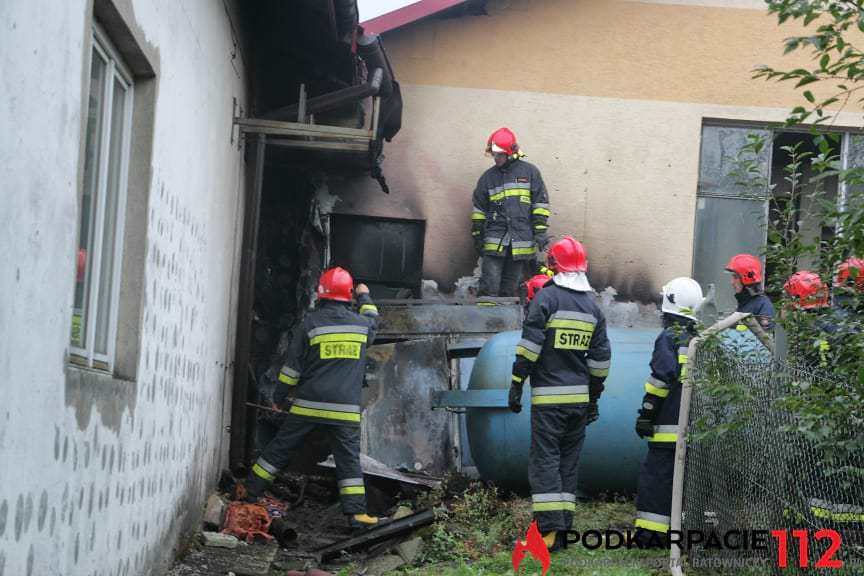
[471,127,551,297]
[782,270,833,369]
[239,267,383,529]
[510,236,610,550]
[725,253,775,330]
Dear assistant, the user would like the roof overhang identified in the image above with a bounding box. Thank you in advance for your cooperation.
[360,0,467,34]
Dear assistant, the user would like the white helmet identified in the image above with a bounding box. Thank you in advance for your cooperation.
[660,277,704,321]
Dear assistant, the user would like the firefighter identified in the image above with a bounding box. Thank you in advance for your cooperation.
[781,270,833,369]
[833,257,864,314]
[634,277,705,546]
[524,273,552,306]
[509,236,611,549]
[240,266,382,529]
[725,253,775,330]
[472,127,551,297]
[795,260,864,536]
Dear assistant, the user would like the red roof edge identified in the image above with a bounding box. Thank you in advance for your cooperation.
[361,0,467,34]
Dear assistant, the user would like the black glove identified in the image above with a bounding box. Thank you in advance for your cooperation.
[508,383,523,413]
[534,232,550,251]
[589,376,605,404]
[473,234,484,254]
[635,396,658,438]
[586,401,599,426]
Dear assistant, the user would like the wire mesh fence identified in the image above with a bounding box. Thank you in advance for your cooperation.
[679,330,864,574]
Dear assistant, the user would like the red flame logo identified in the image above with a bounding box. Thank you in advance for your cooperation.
[512,520,551,575]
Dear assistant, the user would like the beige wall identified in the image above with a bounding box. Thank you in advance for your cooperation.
[333,0,855,298]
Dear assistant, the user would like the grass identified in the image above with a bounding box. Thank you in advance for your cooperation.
[336,483,785,575]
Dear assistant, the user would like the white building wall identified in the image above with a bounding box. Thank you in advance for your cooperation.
[0,1,246,575]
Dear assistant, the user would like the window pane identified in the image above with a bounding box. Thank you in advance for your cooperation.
[71,49,107,350]
[694,126,771,321]
[95,77,128,355]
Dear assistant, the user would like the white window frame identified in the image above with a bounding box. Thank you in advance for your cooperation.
[70,22,134,372]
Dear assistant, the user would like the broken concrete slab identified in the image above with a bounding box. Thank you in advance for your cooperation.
[365,554,405,575]
[202,494,226,530]
[392,505,413,520]
[201,532,239,549]
[205,540,279,576]
[396,537,424,564]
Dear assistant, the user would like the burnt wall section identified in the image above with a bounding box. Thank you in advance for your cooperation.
[245,154,324,429]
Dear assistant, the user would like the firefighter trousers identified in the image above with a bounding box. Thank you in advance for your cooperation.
[635,445,675,537]
[479,248,526,297]
[529,404,588,533]
[247,416,366,514]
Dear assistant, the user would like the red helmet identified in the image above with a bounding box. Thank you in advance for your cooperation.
[834,257,864,290]
[525,274,550,303]
[317,266,353,302]
[486,127,518,156]
[725,254,762,285]
[783,271,828,309]
[546,236,588,273]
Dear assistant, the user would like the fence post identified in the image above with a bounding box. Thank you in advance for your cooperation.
[668,311,752,576]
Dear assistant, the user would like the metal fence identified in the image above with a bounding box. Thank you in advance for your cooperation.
[670,314,864,575]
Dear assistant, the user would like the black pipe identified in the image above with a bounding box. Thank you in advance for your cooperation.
[263,68,383,121]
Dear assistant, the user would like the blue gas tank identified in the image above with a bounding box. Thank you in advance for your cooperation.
[464,328,656,494]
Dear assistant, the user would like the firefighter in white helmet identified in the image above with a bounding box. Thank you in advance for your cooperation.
[633,277,704,546]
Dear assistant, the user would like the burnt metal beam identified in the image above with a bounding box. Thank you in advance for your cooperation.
[264,68,383,121]
[229,134,266,468]
[313,509,436,561]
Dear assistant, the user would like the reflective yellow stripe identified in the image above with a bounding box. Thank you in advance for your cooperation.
[516,346,539,362]
[489,189,531,202]
[340,486,366,496]
[811,508,864,522]
[279,373,299,386]
[736,324,749,332]
[532,502,576,512]
[358,304,378,315]
[546,319,595,331]
[534,225,549,230]
[310,333,368,346]
[252,463,275,482]
[644,382,669,398]
[635,518,669,533]
[532,208,551,217]
[471,212,486,220]
[512,247,536,256]
[289,405,361,423]
[532,394,590,405]
[512,375,523,383]
[649,433,678,443]
[589,368,609,377]
[483,243,505,252]
[677,354,688,365]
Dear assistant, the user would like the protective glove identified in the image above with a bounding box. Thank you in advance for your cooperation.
[635,395,658,438]
[635,415,654,439]
[534,232,550,252]
[473,234,484,255]
[586,401,599,426]
[508,383,523,413]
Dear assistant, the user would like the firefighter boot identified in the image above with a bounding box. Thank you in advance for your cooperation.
[542,530,562,552]
[348,513,381,530]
